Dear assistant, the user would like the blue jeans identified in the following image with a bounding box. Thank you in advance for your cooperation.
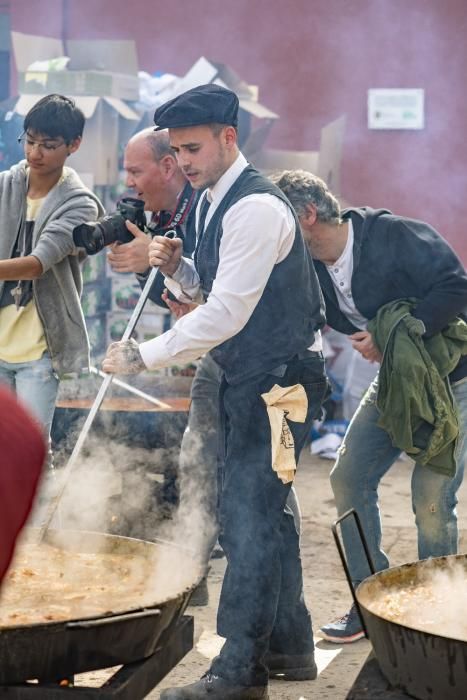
[0,353,59,457]
[211,355,330,686]
[330,375,467,584]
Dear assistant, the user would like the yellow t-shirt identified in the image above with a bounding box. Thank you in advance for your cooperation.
[0,196,47,363]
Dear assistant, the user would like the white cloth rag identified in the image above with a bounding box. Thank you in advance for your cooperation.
[261,383,308,484]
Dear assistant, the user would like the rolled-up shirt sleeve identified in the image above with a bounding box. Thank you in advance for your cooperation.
[139,194,295,369]
[163,256,204,304]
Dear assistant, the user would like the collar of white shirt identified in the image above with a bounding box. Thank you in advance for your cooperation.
[199,152,249,223]
[329,218,354,269]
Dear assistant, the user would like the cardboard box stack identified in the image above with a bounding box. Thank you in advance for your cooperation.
[10,32,141,186]
[80,253,196,396]
[80,253,109,359]
[148,56,346,198]
[105,263,171,348]
[80,253,170,360]
[245,114,347,199]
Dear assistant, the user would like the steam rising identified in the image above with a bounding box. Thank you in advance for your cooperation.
[363,557,467,641]
[26,421,217,607]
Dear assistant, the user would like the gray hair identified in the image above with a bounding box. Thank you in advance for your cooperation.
[270,169,341,224]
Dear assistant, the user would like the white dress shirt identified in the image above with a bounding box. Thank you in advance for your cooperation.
[325,220,368,330]
[140,153,320,369]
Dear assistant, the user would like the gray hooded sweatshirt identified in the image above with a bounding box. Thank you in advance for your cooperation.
[0,161,104,376]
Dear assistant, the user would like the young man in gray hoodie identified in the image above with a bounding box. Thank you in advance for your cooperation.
[0,94,103,460]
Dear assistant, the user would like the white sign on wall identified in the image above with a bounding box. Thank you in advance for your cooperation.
[368,89,425,130]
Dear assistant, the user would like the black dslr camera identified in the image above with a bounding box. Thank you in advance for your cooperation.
[73,197,146,255]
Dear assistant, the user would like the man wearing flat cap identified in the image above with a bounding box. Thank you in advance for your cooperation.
[103,83,329,700]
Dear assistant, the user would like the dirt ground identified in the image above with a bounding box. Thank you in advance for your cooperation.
[144,449,466,700]
[63,448,467,699]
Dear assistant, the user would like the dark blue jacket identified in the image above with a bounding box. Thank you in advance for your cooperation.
[313,207,467,381]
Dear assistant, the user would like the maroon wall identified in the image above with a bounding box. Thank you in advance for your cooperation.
[10,0,467,261]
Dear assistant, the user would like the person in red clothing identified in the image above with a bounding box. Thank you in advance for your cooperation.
[0,386,46,584]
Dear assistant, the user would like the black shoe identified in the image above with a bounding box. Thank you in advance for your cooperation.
[188,576,209,607]
[265,650,317,681]
[160,672,268,699]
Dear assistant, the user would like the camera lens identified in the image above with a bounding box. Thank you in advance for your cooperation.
[72,203,142,256]
[100,215,133,248]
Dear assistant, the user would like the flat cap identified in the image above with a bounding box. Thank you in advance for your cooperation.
[154,84,239,130]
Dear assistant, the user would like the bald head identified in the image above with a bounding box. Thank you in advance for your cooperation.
[127,127,174,162]
[124,128,186,212]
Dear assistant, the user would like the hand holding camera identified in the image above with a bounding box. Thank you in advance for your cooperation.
[107,222,151,274]
[73,197,146,255]
[148,235,183,277]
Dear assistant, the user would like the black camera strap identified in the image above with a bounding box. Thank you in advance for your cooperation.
[147,182,196,235]
[167,181,196,228]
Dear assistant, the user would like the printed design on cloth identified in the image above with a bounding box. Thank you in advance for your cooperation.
[261,383,308,484]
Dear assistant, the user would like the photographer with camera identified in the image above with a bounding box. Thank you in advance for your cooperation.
[73,128,198,313]
[88,127,198,290]
[0,94,103,467]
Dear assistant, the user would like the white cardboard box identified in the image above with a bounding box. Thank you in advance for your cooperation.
[109,276,169,314]
[172,57,346,195]
[11,32,141,185]
[12,32,140,100]
[106,310,167,345]
[246,115,346,197]
[159,56,279,155]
